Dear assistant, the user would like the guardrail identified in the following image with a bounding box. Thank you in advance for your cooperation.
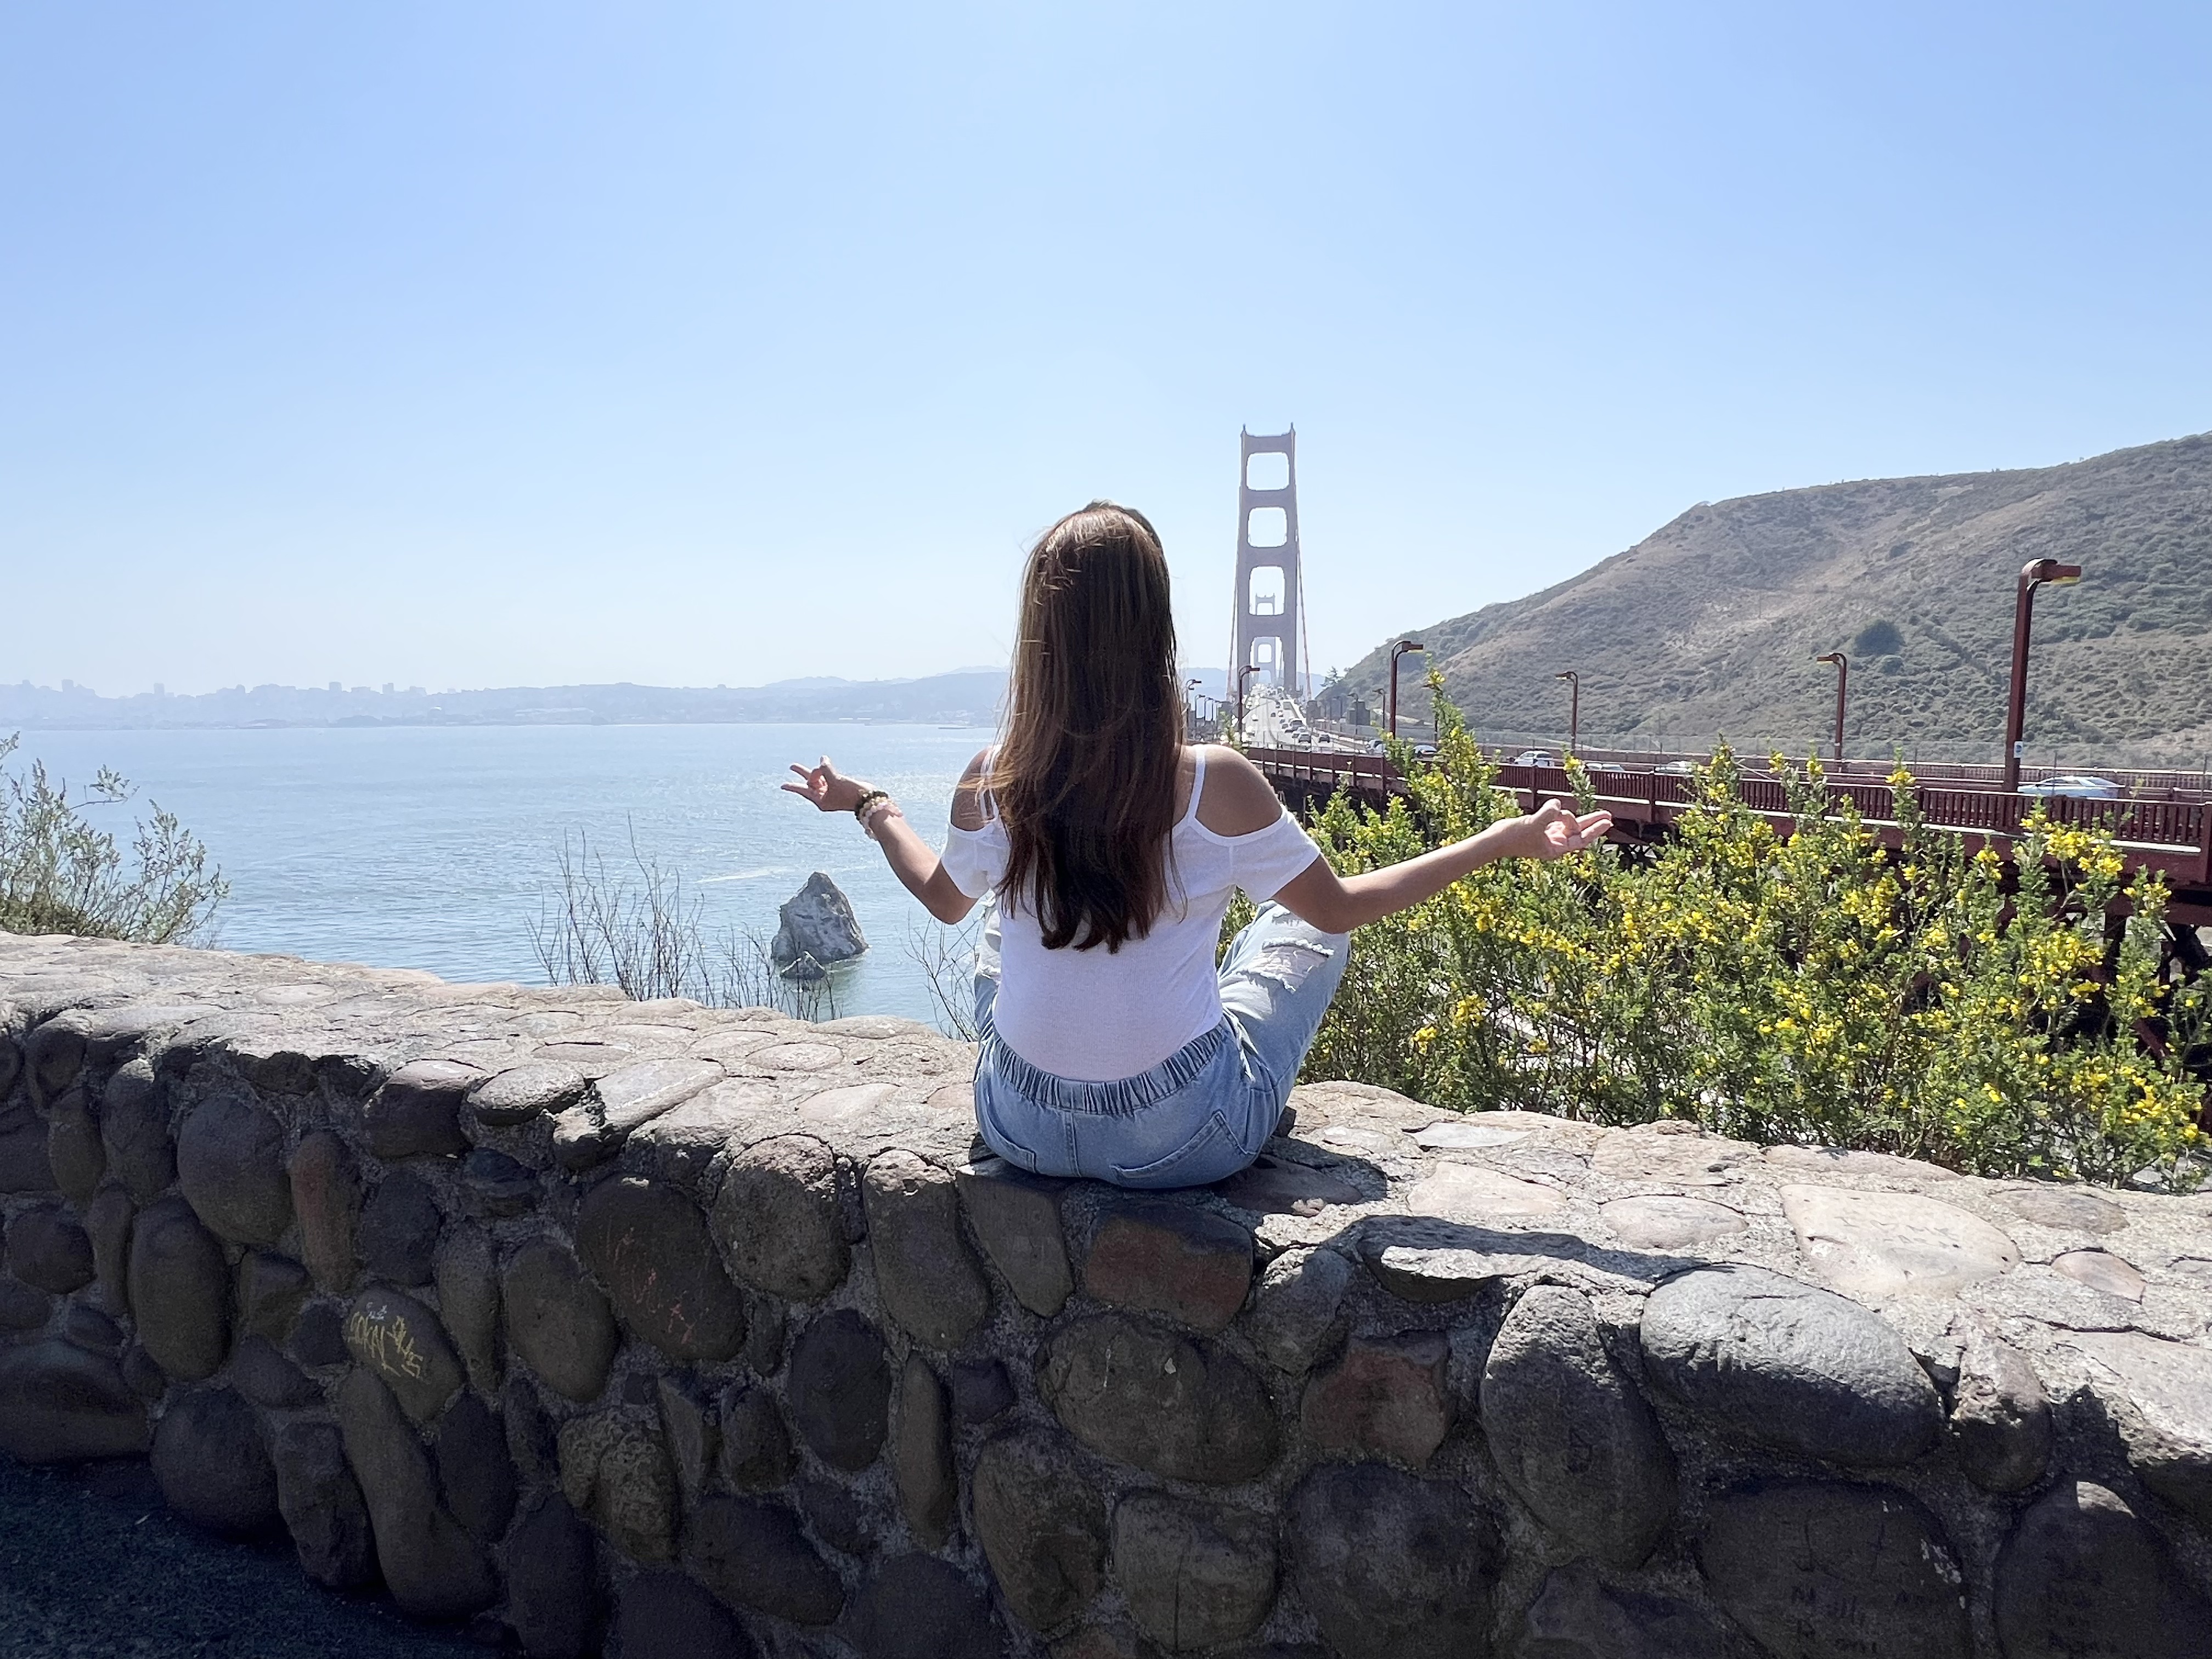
[1246,745,2212,922]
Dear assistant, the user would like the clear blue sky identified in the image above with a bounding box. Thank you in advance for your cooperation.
[4,2,2206,696]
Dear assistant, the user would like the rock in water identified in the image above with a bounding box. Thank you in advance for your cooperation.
[770,872,867,968]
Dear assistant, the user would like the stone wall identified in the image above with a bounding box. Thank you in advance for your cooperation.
[3,932,2211,1659]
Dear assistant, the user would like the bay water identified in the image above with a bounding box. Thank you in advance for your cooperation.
[6,723,993,1027]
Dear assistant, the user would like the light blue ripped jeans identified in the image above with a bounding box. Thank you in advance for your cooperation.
[970,903,1351,1190]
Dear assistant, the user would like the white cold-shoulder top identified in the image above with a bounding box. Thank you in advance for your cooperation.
[940,749,1323,1082]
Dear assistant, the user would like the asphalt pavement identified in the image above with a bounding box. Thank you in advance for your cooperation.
[0,1457,482,1659]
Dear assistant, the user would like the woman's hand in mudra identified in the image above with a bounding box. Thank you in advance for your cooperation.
[782,756,866,814]
[1516,799,1612,860]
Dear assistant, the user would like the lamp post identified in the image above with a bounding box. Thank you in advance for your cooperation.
[1237,664,1261,745]
[1184,677,1201,738]
[1814,652,1848,763]
[2003,558,2083,791]
[1555,672,1579,756]
[1387,640,1425,738]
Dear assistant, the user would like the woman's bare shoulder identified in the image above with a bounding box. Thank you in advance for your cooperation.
[950,747,994,832]
[1193,746,1283,836]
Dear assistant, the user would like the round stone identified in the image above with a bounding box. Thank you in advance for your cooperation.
[892,1357,954,1550]
[1481,1284,1676,1566]
[1301,1332,1454,1468]
[845,1555,1004,1659]
[507,1495,610,1659]
[1288,1463,1494,1659]
[46,1087,105,1203]
[1600,1194,1746,1251]
[127,1195,231,1381]
[467,1061,588,1125]
[681,1494,844,1625]
[287,1129,362,1293]
[1041,1315,1279,1485]
[1081,1197,1253,1335]
[1950,1322,2051,1493]
[503,1240,619,1404]
[1995,1480,2212,1659]
[153,1386,280,1536]
[1780,1184,2019,1299]
[176,1090,294,1245]
[1592,1131,1750,1187]
[341,1287,464,1424]
[1996,1186,2127,1234]
[955,1156,1075,1318]
[577,1175,747,1361]
[2066,1330,2212,1525]
[2052,1249,2146,1301]
[336,1368,498,1620]
[753,1041,843,1071]
[1402,1163,1566,1222]
[359,1170,443,1287]
[100,1060,175,1203]
[864,1150,991,1350]
[1412,1120,1529,1150]
[558,1409,678,1564]
[365,1059,481,1159]
[7,1203,94,1293]
[970,1428,1108,1630]
[0,1339,148,1462]
[1639,1264,1942,1466]
[1244,1246,1353,1374]
[787,1308,891,1471]
[272,1420,375,1589]
[1112,1491,1277,1651]
[616,1568,755,1659]
[712,1133,850,1302]
[1699,1481,1968,1659]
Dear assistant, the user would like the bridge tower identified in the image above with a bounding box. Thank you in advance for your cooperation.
[1231,427,1304,699]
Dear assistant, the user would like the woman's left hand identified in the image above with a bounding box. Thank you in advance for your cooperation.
[782,756,867,814]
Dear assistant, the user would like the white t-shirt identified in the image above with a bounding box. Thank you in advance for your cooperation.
[941,749,1323,1082]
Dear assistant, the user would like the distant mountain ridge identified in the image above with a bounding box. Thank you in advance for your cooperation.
[0,670,1009,731]
[1346,432,2212,766]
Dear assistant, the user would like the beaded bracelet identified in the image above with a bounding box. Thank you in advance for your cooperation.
[851,788,889,822]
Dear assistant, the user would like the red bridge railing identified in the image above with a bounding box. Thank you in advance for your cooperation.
[1245,746,2212,921]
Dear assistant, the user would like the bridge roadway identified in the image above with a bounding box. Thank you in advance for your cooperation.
[1245,744,2212,929]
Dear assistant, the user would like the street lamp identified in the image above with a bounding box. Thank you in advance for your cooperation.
[1555,672,1579,756]
[1237,664,1261,744]
[1387,640,1425,738]
[1184,677,1202,737]
[1814,652,1848,763]
[2003,558,2083,791]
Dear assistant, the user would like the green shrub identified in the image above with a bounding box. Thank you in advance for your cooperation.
[0,733,227,945]
[1291,688,2208,1187]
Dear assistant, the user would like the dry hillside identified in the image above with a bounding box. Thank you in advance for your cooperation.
[1346,432,2211,765]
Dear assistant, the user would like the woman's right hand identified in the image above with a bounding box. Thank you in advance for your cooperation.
[781,756,867,814]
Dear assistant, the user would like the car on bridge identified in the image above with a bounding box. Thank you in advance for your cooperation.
[2018,774,2124,800]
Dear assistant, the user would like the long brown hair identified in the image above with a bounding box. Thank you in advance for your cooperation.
[995,501,1183,952]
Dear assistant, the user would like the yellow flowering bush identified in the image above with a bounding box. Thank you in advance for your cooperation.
[1288,685,2209,1187]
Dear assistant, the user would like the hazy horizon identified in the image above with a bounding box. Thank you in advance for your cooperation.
[7,3,2207,698]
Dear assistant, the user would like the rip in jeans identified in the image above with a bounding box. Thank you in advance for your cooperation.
[1247,937,1335,992]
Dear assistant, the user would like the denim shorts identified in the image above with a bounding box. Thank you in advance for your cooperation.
[970,902,1351,1190]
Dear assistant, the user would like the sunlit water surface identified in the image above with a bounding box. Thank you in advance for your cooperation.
[10,724,992,1027]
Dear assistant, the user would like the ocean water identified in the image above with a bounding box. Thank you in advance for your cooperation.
[5,723,995,1027]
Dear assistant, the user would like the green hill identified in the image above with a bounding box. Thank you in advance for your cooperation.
[1345,432,2212,768]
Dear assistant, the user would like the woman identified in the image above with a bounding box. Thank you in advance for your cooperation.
[785,501,1610,1189]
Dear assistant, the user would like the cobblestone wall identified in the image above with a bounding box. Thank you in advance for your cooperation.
[4,933,2212,1658]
